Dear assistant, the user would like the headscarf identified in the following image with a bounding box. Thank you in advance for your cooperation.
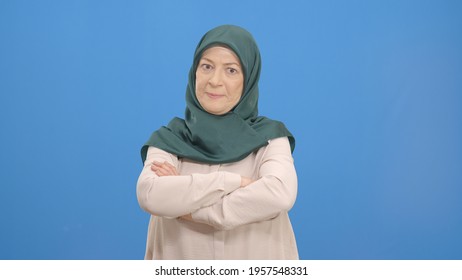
[141,25,295,164]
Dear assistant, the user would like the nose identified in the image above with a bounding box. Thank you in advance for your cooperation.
[208,69,223,86]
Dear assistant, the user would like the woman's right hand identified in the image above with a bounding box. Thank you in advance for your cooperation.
[240,176,255,187]
[151,161,179,176]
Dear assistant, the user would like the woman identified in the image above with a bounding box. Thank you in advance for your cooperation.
[137,25,298,259]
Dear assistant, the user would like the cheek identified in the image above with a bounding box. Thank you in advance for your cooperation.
[195,77,203,93]
[195,80,199,93]
[231,81,244,100]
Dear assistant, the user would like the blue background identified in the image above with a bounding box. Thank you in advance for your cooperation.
[1,0,461,259]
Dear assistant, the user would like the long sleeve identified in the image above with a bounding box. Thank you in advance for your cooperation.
[190,137,297,230]
[136,146,242,218]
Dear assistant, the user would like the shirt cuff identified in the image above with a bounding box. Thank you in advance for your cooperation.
[221,171,242,194]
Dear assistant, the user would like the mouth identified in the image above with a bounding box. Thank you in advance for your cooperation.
[205,92,225,99]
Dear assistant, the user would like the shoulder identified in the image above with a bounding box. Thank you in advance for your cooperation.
[145,146,179,165]
[268,136,290,145]
[147,146,178,158]
[267,137,292,151]
[254,136,293,161]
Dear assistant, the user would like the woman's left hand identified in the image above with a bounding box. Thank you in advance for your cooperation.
[151,161,179,176]
[179,214,193,221]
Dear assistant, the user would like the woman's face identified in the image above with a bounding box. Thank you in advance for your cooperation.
[195,46,244,115]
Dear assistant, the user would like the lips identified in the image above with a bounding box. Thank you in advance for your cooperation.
[205,92,224,99]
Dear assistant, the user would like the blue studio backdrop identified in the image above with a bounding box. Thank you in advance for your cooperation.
[1,0,461,259]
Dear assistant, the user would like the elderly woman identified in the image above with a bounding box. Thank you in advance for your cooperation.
[137,25,298,259]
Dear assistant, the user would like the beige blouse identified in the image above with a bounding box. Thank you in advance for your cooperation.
[136,137,298,259]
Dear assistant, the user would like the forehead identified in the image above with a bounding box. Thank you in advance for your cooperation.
[200,46,241,65]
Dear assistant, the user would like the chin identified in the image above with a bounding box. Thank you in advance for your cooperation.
[204,107,227,115]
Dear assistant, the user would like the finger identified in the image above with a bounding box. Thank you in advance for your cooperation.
[151,164,168,175]
[151,161,163,167]
[151,161,178,176]
[152,161,175,172]
[150,164,161,172]
[153,161,177,176]
[154,168,170,177]
[180,214,193,221]
[151,162,171,172]
[152,164,177,177]
[162,161,179,175]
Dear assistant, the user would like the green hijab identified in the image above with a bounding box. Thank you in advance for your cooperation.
[141,25,295,164]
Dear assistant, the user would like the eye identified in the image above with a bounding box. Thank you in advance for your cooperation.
[227,67,239,75]
[200,63,213,72]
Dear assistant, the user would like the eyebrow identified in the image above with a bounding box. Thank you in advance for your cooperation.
[200,57,241,67]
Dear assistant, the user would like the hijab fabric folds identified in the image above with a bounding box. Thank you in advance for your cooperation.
[141,25,295,164]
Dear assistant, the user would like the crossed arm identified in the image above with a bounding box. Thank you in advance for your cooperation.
[151,161,255,188]
[136,137,297,230]
[150,161,255,221]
